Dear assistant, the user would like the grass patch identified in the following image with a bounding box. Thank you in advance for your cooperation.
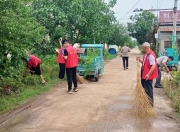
[104,54,116,60]
[0,79,61,114]
[162,78,180,115]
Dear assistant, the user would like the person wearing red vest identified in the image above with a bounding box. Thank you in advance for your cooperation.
[62,39,78,94]
[137,42,158,106]
[22,55,45,84]
[57,46,65,79]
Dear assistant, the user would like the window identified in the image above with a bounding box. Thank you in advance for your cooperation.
[164,41,172,48]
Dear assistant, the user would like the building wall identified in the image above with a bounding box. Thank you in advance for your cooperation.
[159,31,180,54]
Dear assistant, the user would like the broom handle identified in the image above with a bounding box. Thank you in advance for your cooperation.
[136,60,141,82]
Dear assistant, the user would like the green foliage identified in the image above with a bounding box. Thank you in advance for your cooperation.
[32,0,117,55]
[79,49,99,76]
[162,77,180,115]
[128,11,157,44]
[0,0,45,79]
[104,50,116,60]
[150,44,159,57]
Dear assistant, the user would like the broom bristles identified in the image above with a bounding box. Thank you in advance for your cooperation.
[131,60,156,118]
[76,73,88,84]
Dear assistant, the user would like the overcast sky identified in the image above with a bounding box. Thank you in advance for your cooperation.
[108,0,180,24]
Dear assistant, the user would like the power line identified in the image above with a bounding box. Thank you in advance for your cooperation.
[158,0,164,9]
[119,0,141,20]
[151,0,156,8]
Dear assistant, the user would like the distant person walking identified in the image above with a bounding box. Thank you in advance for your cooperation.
[155,56,173,88]
[121,43,130,70]
[22,55,45,84]
[57,46,65,79]
[62,39,78,94]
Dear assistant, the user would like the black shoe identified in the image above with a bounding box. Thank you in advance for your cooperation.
[126,67,128,69]
[154,85,163,88]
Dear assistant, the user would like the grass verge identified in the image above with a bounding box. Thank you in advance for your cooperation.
[0,79,61,114]
[162,78,180,115]
[104,54,116,60]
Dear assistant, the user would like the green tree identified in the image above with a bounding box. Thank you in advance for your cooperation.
[32,0,116,52]
[0,0,45,77]
[107,23,133,47]
[127,11,157,44]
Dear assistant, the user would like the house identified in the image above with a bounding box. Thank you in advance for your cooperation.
[158,10,180,53]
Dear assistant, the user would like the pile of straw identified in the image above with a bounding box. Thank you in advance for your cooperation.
[76,73,88,84]
[131,60,156,118]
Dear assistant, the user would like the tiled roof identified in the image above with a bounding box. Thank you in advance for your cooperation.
[158,26,180,32]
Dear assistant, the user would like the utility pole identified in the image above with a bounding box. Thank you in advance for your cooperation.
[173,0,178,36]
[172,0,178,49]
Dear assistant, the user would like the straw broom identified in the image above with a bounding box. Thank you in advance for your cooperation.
[131,60,156,118]
[76,73,88,84]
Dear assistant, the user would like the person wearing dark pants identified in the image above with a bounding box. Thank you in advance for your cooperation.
[155,56,173,88]
[121,43,130,70]
[62,39,78,94]
[122,57,129,70]
[155,66,161,88]
[22,55,46,85]
[57,47,65,79]
[137,42,158,107]
[141,79,153,106]
[59,63,65,79]
[66,67,77,91]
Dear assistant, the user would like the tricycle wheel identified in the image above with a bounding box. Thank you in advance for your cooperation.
[95,73,99,82]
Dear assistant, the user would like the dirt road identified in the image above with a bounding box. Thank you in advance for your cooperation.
[0,47,180,132]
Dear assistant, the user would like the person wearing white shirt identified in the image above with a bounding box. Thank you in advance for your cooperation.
[155,56,173,88]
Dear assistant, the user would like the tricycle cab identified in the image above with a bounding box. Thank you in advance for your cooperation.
[77,44,104,81]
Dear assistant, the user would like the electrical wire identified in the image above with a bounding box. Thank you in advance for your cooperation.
[119,0,141,20]
[151,0,156,8]
[158,0,164,9]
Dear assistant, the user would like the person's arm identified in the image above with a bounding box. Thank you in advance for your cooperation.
[145,54,156,80]
[120,48,123,53]
[162,59,169,73]
[147,65,156,76]
[63,49,68,59]
[128,48,130,52]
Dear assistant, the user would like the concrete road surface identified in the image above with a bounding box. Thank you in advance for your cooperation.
[0,47,180,132]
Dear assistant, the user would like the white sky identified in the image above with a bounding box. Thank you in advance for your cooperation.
[108,0,180,24]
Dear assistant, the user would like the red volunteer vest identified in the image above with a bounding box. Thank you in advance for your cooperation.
[27,55,41,68]
[57,48,65,64]
[142,50,158,80]
[65,46,78,68]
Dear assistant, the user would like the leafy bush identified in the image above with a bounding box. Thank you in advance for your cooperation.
[0,55,59,95]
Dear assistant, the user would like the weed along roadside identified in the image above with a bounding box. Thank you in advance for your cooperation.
[104,50,116,60]
[162,71,180,115]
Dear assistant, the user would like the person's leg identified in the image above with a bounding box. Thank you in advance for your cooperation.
[66,68,73,92]
[40,75,45,83]
[155,67,162,87]
[122,57,126,70]
[59,63,65,79]
[126,57,129,68]
[143,80,154,107]
[72,67,78,91]
[35,64,45,83]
